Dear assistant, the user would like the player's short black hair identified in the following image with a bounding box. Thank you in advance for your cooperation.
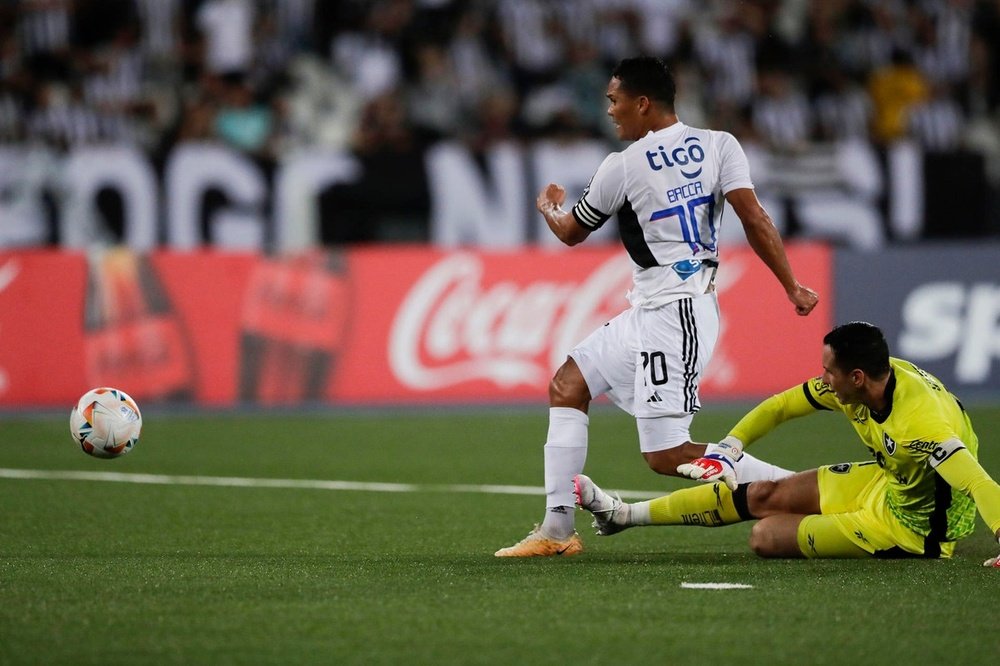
[823,322,891,378]
[611,57,676,109]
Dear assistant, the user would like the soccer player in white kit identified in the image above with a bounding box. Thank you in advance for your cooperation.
[496,57,819,557]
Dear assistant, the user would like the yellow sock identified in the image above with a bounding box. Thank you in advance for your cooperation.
[647,482,744,526]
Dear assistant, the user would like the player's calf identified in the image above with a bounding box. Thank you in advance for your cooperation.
[746,471,821,517]
[749,515,806,558]
[642,442,706,476]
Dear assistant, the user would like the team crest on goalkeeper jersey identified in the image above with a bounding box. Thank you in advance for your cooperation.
[883,433,897,455]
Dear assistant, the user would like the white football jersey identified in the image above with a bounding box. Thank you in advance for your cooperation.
[572,122,753,308]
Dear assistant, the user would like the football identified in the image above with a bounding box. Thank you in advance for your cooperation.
[70,387,142,458]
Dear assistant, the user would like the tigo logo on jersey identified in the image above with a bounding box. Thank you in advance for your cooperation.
[644,137,705,178]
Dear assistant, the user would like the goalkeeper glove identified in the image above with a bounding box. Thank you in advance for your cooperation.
[676,436,744,491]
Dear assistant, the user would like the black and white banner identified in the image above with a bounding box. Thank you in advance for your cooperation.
[835,245,1000,395]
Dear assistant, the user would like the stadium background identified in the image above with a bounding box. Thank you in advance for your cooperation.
[3,3,1000,664]
[1,0,998,408]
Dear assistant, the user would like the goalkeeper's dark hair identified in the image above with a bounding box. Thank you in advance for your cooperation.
[611,57,676,110]
[823,322,891,378]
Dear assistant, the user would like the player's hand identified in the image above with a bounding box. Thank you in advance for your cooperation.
[984,538,1000,567]
[677,437,744,491]
[536,183,566,214]
[789,284,819,316]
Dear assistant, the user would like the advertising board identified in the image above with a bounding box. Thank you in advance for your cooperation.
[0,244,831,407]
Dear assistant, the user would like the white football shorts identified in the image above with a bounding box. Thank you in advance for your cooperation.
[569,292,720,451]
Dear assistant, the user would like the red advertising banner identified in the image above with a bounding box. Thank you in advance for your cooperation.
[707,243,833,396]
[331,247,636,404]
[0,245,831,408]
[0,250,88,404]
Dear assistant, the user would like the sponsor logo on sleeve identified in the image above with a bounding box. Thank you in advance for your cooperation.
[905,440,940,454]
[810,377,832,394]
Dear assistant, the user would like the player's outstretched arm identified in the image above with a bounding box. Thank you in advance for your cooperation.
[537,183,590,246]
[929,441,1000,567]
[725,188,818,317]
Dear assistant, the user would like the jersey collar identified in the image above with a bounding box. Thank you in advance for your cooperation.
[869,370,897,424]
[645,122,686,139]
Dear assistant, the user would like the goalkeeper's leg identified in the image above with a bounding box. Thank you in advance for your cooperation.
[578,471,820,531]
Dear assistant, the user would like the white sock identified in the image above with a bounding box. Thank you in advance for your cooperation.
[628,500,651,526]
[540,407,588,539]
[735,452,793,482]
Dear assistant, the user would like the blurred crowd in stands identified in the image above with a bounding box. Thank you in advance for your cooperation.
[2,0,1000,244]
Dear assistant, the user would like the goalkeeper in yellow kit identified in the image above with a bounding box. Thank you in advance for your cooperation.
[575,322,1000,564]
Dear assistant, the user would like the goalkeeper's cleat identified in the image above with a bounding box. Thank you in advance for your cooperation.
[573,474,631,536]
[494,525,583,557]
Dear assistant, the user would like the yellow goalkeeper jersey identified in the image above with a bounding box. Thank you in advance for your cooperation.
[729,358,1000,544]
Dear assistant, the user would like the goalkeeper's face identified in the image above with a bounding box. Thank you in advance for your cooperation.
[821,345,862,405]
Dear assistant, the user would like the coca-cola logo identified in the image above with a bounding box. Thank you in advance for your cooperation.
[389,253,632,390]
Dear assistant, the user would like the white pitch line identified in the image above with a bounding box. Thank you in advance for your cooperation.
[680,582,754,590]
[0,468,662,500]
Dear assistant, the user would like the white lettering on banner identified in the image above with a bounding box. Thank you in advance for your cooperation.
[273,151,362,252]
[428,139,625,248]
[426,141,529,248]
[900,282,1000,383]
[899,282,964,359]
[388,254,632,390]
[61,146,158,250]
[0,147,57,247]
[957,284,1000,382]
[0,258,20,394]
[165,143,267,250]
[2,140,642,251]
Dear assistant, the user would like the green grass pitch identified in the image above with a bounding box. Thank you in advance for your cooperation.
[2,405,999,664]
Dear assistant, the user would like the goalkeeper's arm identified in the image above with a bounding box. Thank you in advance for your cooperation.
[677,383,821,488]
[929,438,1000,567]
[727,382,825,447]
